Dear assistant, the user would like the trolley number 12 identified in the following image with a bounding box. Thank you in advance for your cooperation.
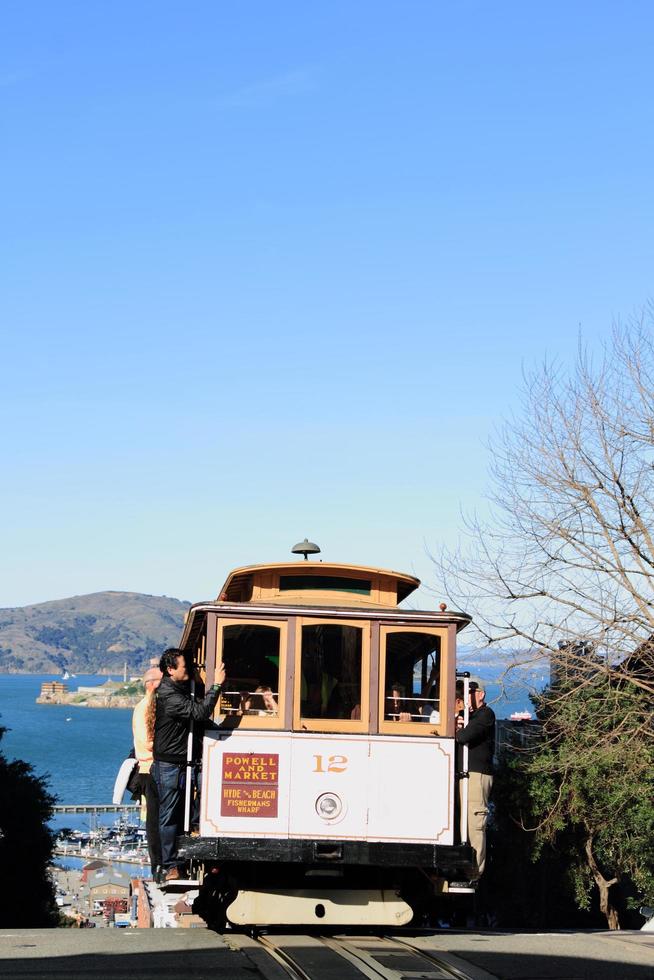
[312,754,348,773]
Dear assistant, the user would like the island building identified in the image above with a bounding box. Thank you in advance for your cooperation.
[39,681,68,699]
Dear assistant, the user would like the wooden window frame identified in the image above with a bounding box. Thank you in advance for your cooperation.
[378,625,449,737]
[294,617,370,734]
[214,617,288,730]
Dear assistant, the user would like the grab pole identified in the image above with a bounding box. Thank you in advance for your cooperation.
[461,676,470,846]
[183,675,195,833]
[455,669,471,845]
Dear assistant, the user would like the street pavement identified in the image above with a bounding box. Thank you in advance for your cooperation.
[414,929,654,979]
[0,928,653,979]
[0,929,252,980]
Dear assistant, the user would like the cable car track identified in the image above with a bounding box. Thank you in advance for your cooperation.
[390,936,486,979]
[255,935,315,980]
[241,933,487,980]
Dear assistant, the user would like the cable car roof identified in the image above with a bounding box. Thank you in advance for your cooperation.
[217,561,421,606]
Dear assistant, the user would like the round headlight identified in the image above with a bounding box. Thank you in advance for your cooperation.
[315,792,343,820]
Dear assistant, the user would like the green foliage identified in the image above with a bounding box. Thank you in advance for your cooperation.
[0,723,58,926]
[117,683,143,697]
[523,679,653,926]
[482,677,654,929]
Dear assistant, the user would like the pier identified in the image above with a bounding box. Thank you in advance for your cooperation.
[53,846,147,865]
[53,804,139,814]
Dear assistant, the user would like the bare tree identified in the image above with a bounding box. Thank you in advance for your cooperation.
[436,312,654,731]
[434,314,654,927]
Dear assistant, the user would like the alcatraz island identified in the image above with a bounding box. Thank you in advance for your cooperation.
[36,676,144,709]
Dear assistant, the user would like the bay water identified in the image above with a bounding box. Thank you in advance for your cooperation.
[0,673,145,874]
[1,674,134,806]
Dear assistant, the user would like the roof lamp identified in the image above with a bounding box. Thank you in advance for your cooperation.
[291,538,321,561]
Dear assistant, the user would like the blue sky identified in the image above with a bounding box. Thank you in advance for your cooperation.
[2,2,653,609]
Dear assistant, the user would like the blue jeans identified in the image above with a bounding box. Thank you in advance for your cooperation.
[151,761,185,871]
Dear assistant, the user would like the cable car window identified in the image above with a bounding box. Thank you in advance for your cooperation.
[219,623,281,720]
[384,631,441,724]
[300,624,362,720]
[280,575,371,595]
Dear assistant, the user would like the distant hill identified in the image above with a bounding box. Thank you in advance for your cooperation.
[0,591,191,673]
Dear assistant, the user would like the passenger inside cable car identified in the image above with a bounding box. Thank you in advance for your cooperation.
[218,623,281,718]
[383,631,442,724]
[386,682,412,721]
[241,686,278,716]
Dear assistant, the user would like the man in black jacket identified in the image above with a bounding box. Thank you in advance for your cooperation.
[152,648,226,882]
[455,679,495,877]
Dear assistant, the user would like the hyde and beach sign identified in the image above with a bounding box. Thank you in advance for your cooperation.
[221,752,279,818]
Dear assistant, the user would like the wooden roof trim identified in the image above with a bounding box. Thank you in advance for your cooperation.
[218,561,420,602]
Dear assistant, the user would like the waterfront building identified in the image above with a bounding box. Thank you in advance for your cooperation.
[80,868,130,915]
[39,681,68,698]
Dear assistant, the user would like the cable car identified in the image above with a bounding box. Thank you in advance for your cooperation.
[176,543,476,926]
